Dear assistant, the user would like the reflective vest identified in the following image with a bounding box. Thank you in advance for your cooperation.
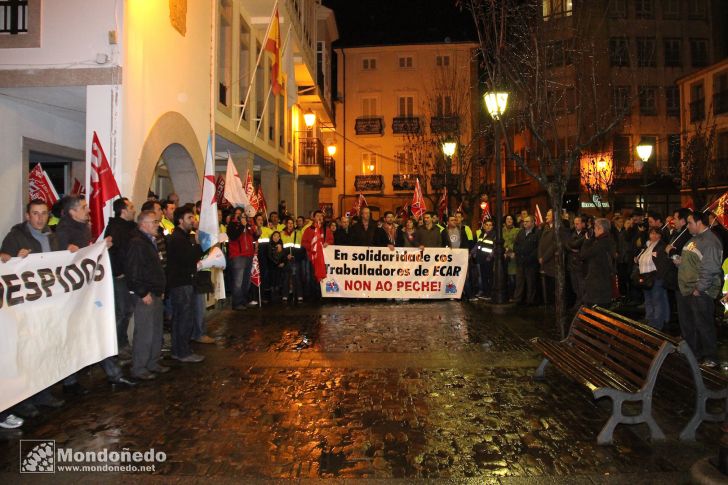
[475,229,495,262]
[463,225,474,241]
[258,226,273,244]
[160,217,175,235]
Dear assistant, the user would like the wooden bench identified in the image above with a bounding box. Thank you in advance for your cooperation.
[592,306,728,441]
[531,306,676,445]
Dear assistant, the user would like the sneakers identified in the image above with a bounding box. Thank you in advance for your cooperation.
[193,335,215,344]
[701,359,719,368]
[297,297,303,303]
[248,301,259,307]
[0,414,23,429]
[171,354,205,363]
[147,364,171,374]
[131,370,157,381]
[282,296,288,302]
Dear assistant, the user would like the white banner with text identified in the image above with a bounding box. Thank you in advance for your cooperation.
[321,245,468,299]
[0,241,116,412]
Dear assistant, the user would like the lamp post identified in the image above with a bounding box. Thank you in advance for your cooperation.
[636,142,653,209]
[484,91,509,304]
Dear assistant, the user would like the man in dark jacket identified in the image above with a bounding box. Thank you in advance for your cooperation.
[565,215,588,309]
[55,195,133,393]
[350,207,378,246]
[374,211,397,248]
[537,209,558,304]
[415,212,443,248]
[580,218,615,307]
[513,215,540,305]
[166,206,204,364]
[104,197,136,355]
[126,210,168,380]
[333,215,353,245]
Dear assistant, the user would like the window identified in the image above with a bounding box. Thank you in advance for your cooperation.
[217,0,233,108]
[362,58,377,70]
[688,0,706,18]
[0,0,27,34]
[436,55,450,67]
[396,150,415,173]
[609,0,627,18]
[635,0,654,18]
[542,0,573,19]
[268,87,276,142]
[361,97,378,118]
[667,134,681,174]
[690,82,705,122]
[663,0,680,18]
[639,86,657,116]
[612,86,631,114]
[545,40,572,68]
[398,56,413,69]
[690,38,709,67]
[278,93,285,148]
[362,152,377,174]
[717,131,728,162]
[665,86,680,116]
[609,37,630,67]
[255,42,265,135]
[637,37,656,67]
[664,38,682,67]
[436,95,453,117]
[613,135,631,170]
[238,18,251,122]
[714,71,728,115]
[398,96,414,117]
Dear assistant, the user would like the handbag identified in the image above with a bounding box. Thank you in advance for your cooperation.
[631,265,655,289]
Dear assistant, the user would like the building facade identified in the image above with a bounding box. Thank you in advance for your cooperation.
[324,42,480,218]
[0,0,337,235]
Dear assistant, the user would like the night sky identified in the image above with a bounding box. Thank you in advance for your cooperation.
[322,0,478,47]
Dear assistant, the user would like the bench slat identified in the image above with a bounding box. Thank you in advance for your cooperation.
[570,329,648,389]
[581,306,665,348]
[572,321,655,372]
[576,313,662,356]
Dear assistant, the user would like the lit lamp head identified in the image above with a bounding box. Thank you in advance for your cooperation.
[484,91,509,120]
[636,143,653,162]
[303,109,316,129]
[442,140,457,158]
[326,142,337,157]
[596,158,607,171]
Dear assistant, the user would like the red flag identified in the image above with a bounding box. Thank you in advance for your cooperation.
[263,9,283,96]
[437,187,448,221]
[257,186,268,216]
[534,204,544,226]
[28,164,59,205]
[244,171,259,212]
[706,190,728,228]
[350,193,367,217]
[90,132,121,240]
[411,179,427,220]
[71,178,86,197]
[480,201,492,224]
[396,203,410,222]
[215,176,229,207]
[310,222,327,282]
[251,254,261,287]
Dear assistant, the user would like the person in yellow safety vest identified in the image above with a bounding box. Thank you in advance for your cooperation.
[433,214,445,232]
[456,210,477,300]
[455,210,474,241]
[280,217,303,301]
[253,213,272,300]
[268,211,285,232]
[160,200,176,235]
[475,219,496,299]
[722,257,728,315]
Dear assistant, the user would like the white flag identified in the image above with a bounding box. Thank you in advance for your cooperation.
[198,136,219,252]
[223,155,251,209]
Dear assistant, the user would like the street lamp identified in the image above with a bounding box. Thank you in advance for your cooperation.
[484,90,509,304]
[636,143,653,163]
[303,109,316,129]
[442,140,457,158]
[326,141,337,157]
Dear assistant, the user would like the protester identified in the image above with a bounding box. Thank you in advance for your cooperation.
[565,214,587,309]
[126,210,167,380]
[166,205,205,363]
[281,217,304,302]
[677,210,724,367]
[351,207,378,246]
[227,210,258,309]
[160,200,176,235]
[513,215,540,305]
[580,218,615,308]
[475,219,495,299]
[396,218,418,248]
[334,215,353,245]
[374,211,397,248]
[503,214,521,299]
[538,209,557,304]
[268,230,286,301]
[416,212,443,248]
[636,227,671,330]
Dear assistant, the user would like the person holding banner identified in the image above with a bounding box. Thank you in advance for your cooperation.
[416,212,443,249]
[334,215,354,245]
[374,211,397,249]
[55,195,132,393]
[126,210,168,380]
[351,207,378,246]
[227,210,259,310]
[166,206,205,364]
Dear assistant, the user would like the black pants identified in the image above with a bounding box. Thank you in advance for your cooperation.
[676,291,718,361]
[514,263,538,304]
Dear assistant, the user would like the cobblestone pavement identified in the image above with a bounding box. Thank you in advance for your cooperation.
[0,301,724,483]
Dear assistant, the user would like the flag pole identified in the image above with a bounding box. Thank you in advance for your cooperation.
[236,0,280,131]
[253,22,293,140]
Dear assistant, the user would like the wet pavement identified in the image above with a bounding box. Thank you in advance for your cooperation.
[0,301,725,483]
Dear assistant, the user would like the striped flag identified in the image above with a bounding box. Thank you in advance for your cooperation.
[535,204,544,226]
[437,187,448,221]
[244,170,259,212]
[224,156,251,210]
[28,163,59,205]
[197,136,219,252]
[411,178,427,220]
[263,9,283,95]
[310,222,327,282]
[250,254,261,287]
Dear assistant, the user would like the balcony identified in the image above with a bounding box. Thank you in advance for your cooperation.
[690,99,705,123]
[355,117,384,135]
[430,116,459,134]
[392,174,420,191]
[298,137,335,187]
[391,117,421,135]
[354,175,384,192]
[430,173,462,191]
[714,91,728,116]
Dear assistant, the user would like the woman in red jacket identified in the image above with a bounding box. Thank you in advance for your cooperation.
[227,211,258,309]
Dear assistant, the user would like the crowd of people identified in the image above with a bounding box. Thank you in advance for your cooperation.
[1,190,728,431]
